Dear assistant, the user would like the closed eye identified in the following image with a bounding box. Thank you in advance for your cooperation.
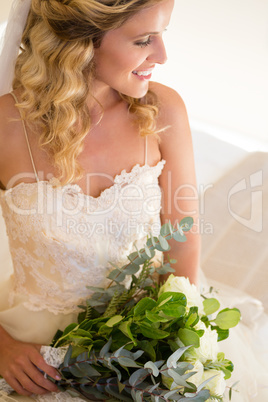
[135,37,153,48]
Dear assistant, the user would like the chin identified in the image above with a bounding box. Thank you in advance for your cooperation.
[121,84,149,99]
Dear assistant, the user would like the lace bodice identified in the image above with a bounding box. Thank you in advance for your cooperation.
[0,160,165,315]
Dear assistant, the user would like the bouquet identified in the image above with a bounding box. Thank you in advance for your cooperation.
[50,218,240,401]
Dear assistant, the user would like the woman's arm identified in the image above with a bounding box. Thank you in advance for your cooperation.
[152,83,200,284]
[0,96,60,395]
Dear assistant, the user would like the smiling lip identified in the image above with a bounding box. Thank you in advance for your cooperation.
[132,68,154,80]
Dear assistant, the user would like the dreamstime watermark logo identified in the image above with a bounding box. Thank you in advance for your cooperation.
[228,170,263,232]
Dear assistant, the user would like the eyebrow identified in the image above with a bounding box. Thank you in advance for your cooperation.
[133,29,167,39]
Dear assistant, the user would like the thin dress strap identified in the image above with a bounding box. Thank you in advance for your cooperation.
[144,135,148,165]
[10,92,39,182]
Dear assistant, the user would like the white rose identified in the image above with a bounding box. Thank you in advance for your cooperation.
[186,325,218,364]
[202,369,226,399]
[159,275,204,314]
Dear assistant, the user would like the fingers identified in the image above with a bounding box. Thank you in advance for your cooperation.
[0,342,60,395]
[23,360,59,394]
[4,375,33,397]
[6,371,49,396]
[31,346,61,382]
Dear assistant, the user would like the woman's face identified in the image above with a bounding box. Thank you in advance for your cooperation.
[93,0,175,99]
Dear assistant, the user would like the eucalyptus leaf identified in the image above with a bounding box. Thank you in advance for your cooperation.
[105,384,133,401]
[123,263,140,275]
[179,217,194,232]
[144,361,159,377]
[163,390,183,400]
[133,390,143,402]
[146,237,157,249]
[166,346,191,369]
[76,351,89,362]
[117,357,141,368]
[69,364,85,378]
[157,235,170,251]
[172,228,187,242]
[63,345,72,367]
[77,362,101,376]
[128,251,147,265]
[160,223,174,240]
[197,375,218,392]
[167,368,193,388]
[148,382,161,393]
[86,299,106,308]
[144,244,152,257]
[86,286,106,293]
[99,337,112,358]
[156,264,176,275]
[129,368,148,386]
[182,389,210,401]
[80,385,107,400]
[107,269,126,282]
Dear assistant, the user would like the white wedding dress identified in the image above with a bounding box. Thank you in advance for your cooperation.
[0,94,267,401]
[0,94,165,401]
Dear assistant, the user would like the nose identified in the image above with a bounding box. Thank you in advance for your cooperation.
[147,36,168,65]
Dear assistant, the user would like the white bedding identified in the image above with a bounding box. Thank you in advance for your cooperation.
[191,130,268,312]
[191,127,248,187]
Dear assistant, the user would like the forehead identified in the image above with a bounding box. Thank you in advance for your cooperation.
[107,0,174,39]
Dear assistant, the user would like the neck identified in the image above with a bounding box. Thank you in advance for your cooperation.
[87,80,122,118]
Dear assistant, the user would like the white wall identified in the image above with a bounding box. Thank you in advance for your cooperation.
[1,0,268,148]
[153,0,268,148]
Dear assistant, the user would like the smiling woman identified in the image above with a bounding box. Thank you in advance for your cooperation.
[0,1,267,401]
[93,1,171,99]
[0,0,199,400]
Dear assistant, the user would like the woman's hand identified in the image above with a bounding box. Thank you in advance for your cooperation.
[0,326,60,396]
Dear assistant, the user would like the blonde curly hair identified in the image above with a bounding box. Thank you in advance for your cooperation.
[13,0,165,183]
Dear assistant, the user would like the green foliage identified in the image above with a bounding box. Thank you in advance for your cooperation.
[50,218,240,401]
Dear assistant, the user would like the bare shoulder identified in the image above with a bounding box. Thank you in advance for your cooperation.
[0,93,23,176]
[149,81,188,127]
[0,92,20,132]
[149,82,191,155]
[0,92,20,142]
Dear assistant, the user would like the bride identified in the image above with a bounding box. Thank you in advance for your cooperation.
[0,1,267,401]
[0,0,201,399]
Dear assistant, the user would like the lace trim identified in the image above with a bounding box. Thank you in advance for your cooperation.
[40,346,68,368]
[0,160,166,200]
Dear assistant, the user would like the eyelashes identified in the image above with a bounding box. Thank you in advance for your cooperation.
[135,37,152,48]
